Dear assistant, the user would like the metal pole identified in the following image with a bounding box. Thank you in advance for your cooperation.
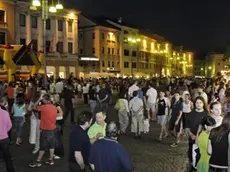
[42,0,48,89]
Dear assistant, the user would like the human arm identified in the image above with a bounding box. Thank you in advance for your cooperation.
[74,151,85,170]
[208,139,212,155]
[175,111,183,125]
[57,106,63,117]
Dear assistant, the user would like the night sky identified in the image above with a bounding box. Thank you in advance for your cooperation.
[66,0,230,56]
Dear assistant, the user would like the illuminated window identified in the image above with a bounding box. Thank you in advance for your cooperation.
[143,40,147,48]
[151,42,155,51]
[124,62,129,68]
[68,21,72,32]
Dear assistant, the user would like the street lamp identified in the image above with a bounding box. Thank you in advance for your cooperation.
[31,0,63,89]
[128,37,140,77]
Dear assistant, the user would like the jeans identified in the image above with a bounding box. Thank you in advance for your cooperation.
[14,116,24,138]
[0,138,15,172]
[83,94,88,104]
[90,100,97,116]
[54,125,64,158]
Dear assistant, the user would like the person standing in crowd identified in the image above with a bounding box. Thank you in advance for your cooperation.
[89,121,133,172]
[50,94,64,160]
[0,96,15,172]
[68,111,93,172]
[186,96,209,172]
[168,92,183,147]
[29,94,58,167]
[146,82,158,121]
[129,91,144,138]
[208,112,230,172]
[115,93,130,135]
[210,101,223,127]
[55,79,63,97]
[128,81,139,100]
[197,86,208,104]
[5,82,15,113]
[196,116,216,172]
[88,112,107,144]
[156,91,170,140]
[182,94,193,134]
[82,84,89,105]
[11,94,26,146]
[89,85,97,116]
[97,84,109,116]
[63,84,75,124]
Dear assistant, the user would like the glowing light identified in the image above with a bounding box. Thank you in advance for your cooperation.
[137,38,141,42]
[173,52,176,56]
[136,75,140,78]
[56,3,63,9]
[143,40,147,48]
[208,66,212,70]
[30,6,37,10]
[170,57,173,60]
[80,57,99,61]
[68,13,75,18]
[49,6,57,13]
[201,68,204,71]
[128,38,132,41]
[32,0,41,7]
[146,76,150,79]
[177,57,180,60]
[132,39,137,43]
[151,42,155,51]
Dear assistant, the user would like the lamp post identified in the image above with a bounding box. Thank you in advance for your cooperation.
[128,37,140,77]
[31,0,63,89]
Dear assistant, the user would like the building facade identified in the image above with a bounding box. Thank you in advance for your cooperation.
[79,15,194,77]
[1,0,79,79]
[78,14,121,77]
[0,0,16,44]
[205,53,225,77]
[194,59,205,76]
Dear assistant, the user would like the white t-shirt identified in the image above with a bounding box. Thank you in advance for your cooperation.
[128,84,139,97]
[146,87,157,104]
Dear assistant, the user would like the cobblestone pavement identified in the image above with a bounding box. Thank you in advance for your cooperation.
[1,100,188,172]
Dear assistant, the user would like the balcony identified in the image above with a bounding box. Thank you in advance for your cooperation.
[0,22,7,29]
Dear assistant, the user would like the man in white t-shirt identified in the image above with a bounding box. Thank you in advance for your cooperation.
[146,83,158,121]
[128,81,139,100]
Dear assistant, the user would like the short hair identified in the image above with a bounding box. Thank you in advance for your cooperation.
[106,121,119,137]
[201,116,216,130]
[0,96,7,104]
[77,111,93,125]
[133,91,138,97]
[210,101,221,110]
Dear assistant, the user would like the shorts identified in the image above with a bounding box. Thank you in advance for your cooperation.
[157,115,167,125]
[146,102,156,112]
[168,117,182,133]
[40,129,56,150]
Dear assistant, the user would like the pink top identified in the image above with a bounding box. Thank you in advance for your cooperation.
[0,108,12,140]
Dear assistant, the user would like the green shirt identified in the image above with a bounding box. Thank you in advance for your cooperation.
[197,131,210,172]
[87,122,107,139]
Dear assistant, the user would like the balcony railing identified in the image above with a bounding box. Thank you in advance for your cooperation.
[0,22,7,29]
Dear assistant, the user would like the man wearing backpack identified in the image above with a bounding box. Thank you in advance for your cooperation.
[129,91,144,138]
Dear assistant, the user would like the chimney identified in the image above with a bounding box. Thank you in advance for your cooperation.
[118,17,122,24]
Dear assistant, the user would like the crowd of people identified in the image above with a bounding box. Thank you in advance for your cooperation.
[0,74,230,172]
